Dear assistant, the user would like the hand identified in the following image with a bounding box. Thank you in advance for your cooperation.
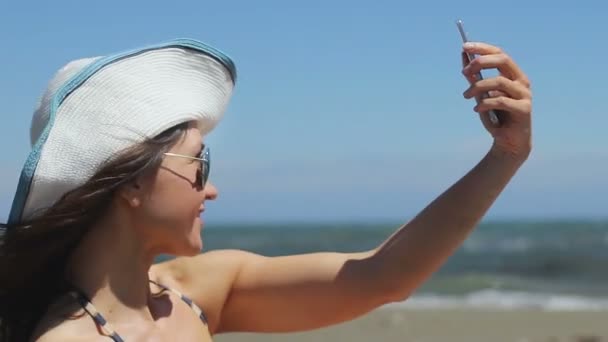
[461,42,532,161]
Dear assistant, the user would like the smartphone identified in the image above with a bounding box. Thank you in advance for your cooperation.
[456,19,501,127]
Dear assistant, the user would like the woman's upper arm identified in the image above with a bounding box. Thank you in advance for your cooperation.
[158,248,387,335]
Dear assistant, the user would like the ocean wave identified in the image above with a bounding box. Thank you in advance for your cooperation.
[387,289,608,311]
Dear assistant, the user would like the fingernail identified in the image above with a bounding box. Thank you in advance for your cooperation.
[463,42,476,49]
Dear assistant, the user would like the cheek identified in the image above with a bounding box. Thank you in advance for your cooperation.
[139,179,201,228]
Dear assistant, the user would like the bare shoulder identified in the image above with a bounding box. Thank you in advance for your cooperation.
[31,293,104,342]
[151,249,262,333]
[154,249,262,277]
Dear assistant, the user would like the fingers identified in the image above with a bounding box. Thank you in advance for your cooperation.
[463,76,531,100]
[488,90,507,98]
[461,51,469,69]
[473,96,532,117]
[462,42,531,87]
[461,52,477,84]
[459,41,533,132]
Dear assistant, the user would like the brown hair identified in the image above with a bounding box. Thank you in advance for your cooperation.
[0,122,190,341]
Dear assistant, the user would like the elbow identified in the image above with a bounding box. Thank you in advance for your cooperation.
[345,249,417,309]
[375,280,414,305]
[359,279,413,308]
[366,251,418,305]
[351,280,411,311]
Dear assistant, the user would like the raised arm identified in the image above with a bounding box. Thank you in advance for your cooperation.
[163,41,532,335]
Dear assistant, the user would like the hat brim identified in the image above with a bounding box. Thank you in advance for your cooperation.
[9,38,237,224]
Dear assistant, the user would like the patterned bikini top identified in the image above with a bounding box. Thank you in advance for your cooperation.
[68,279,208,342]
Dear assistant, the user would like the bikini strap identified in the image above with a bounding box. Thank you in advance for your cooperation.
[67,290,124,342]
[67,279,207,342]
[148,279,209,324]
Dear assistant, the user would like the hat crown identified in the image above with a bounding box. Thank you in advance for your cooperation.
[30,57,99,147]
[9,39,236,224]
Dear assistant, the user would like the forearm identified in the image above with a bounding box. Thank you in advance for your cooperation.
[373,146,527,299]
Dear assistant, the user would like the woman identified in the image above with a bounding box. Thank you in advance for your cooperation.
[0,37,532,341]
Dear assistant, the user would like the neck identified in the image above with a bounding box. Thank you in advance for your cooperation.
[65,209,157,323]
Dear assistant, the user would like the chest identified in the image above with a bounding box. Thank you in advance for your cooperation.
[94,294,213,342]
[153,297,213,341]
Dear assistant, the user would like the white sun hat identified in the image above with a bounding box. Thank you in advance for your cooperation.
[8,38,237,224]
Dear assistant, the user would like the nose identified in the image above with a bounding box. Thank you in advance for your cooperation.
[204,181,218,200]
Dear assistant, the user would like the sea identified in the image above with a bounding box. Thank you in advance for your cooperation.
[159,220,608,312]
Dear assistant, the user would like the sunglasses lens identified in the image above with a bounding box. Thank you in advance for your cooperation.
[200,148,210,188]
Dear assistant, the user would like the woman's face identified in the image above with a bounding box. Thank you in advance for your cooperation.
[130,122,218,256]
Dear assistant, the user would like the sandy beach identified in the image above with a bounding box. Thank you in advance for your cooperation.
[215,307,608,342]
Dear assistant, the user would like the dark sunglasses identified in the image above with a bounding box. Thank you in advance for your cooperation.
[163,147,210,188]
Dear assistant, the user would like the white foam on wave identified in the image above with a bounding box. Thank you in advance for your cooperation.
[385,289,608,311]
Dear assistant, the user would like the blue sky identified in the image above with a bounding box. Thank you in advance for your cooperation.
[1,1,606,223]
